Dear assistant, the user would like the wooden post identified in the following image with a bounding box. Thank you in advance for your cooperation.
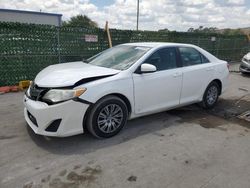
[247,34,250,42]
[105,21,112,48]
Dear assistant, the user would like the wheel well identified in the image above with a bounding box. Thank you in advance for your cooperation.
[82,93,132,132]
[106,93,132,115]
[211,79,222,95]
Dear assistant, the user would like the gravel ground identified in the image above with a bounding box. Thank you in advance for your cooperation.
[0,66,249,188]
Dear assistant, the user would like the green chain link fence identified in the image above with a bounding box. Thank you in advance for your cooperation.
[0,22,249,86]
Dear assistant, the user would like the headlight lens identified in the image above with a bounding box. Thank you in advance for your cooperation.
[42,88,86,103]
[26,86,31,97]
[26,81,33,97]
[243,57,250,63]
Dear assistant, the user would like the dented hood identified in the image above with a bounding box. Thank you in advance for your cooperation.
[34,62,120,87]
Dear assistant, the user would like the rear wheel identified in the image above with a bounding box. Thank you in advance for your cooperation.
[200,82,220,109]
[87,95,128,138]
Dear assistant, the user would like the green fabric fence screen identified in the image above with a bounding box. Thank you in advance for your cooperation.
[0,22,249,86]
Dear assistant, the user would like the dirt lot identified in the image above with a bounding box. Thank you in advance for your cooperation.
[0,69,250,188]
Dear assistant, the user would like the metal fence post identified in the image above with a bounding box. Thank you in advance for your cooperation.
[57,26,61,63]
[216,38,220,57]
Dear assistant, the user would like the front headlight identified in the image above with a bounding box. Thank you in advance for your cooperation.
[26,86,31,97]
[25,81,33,97]
[42,88,87,103]
[242,58,250,65]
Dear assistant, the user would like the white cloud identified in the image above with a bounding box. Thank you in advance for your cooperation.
[0,0,250,31]
[182,0,214,6]
[227,0,245,5]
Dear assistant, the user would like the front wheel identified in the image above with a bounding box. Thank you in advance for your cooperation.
[200,82,220,109]
[86,96,128,138]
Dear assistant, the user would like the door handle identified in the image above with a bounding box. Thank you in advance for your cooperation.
[173,72,182,77]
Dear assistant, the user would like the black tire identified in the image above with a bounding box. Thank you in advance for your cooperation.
[86,95,128,138]
[200,82,220,109]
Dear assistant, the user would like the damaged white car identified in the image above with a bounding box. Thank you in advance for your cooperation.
[24,43,229,138]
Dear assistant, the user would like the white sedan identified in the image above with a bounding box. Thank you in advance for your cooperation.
[24,42,229,138]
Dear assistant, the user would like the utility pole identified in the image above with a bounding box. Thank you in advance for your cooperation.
[136,0,139,30]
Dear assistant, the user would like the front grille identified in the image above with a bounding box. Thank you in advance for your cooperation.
[29,83,48,101]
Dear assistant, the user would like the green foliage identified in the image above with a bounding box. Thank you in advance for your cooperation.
[187,26,245,35]
[222,28,243,35]
[158,28,170,32]
[62,15,98,28]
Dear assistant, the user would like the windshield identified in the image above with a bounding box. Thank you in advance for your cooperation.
[87,45,151,70]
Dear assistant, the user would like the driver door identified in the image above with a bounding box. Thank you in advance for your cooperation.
[132,47,183,115]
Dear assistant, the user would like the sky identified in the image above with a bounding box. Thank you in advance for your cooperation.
[0,0,250,31]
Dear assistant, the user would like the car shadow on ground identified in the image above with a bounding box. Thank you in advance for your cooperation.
[27,98,250,156]
[26,111,181,156]
[240,73,250,78]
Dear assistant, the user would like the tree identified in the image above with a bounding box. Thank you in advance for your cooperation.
[62,15,98,28]
[222,28,243,35]
[187,27,195,32]
[187,26,218,33]
[158,28,170,32]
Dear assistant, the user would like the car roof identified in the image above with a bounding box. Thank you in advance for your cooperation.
[122,42,197,48]
[121,42,220,62]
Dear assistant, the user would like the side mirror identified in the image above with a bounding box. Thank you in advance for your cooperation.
[140,63,157,73]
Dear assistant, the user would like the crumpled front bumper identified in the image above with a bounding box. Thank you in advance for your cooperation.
[23,95,89,137]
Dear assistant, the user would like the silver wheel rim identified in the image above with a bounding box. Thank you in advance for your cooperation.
[206,86,218,105]
[97,104,123,133]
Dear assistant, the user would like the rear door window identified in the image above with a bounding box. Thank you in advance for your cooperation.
[201,53,210,63]
[179,47,209,66]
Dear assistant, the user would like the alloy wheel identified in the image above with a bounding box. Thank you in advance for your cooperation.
[97,104,124,133]
[206,85,218,105]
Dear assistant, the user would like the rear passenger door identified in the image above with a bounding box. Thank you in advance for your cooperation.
[178,47,215,104]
